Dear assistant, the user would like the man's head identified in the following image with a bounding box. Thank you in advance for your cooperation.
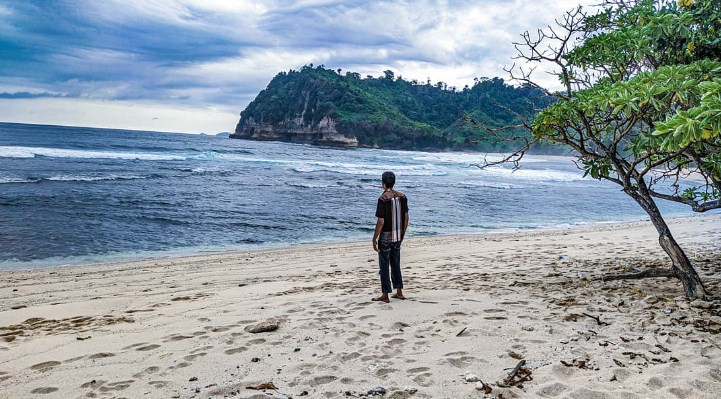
[382,171,396,189]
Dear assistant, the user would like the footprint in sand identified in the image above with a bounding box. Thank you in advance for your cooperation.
[163,334,193,342]
[29,361,61,371]
[376,368,397,378]
[445,311,468,317]
[122,343,147,350]
[224,347,248,355]
[148,381,169,388]
[339,352,361,362]
[309,375,338,386]
[183,352,207,361]
[62,355,86,364]
[413,339,429,347]
[132,366,160,378]
[646,377,665,390]
[206,326,231,333]
[439,353,478,368]
[565,388,614,399]
[98,380,134,392]
[88,352,115,359]
[30,387,59,394]
[412,372,434,387]
[407,367,430,374]
[442,318,461,326]
[345,331,370,345]
[80,379,106,388]
[125,308,154,314]
[691,378,720,394]
[534,382,569,397]
[166,362,190,371]
[191,346,213,353]
[135,344,161,351]
[246,338,266,345]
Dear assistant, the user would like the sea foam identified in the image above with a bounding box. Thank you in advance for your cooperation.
[0,146,186,161]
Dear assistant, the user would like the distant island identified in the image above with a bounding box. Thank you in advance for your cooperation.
[231,64,552,151]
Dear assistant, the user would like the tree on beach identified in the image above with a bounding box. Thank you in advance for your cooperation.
[479,0,721,299]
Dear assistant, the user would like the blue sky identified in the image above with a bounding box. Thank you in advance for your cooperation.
[0,0,595,134]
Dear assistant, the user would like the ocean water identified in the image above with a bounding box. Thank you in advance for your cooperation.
[0,122,694,269]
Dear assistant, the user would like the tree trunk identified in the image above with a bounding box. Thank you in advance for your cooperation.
[632,192,708,299]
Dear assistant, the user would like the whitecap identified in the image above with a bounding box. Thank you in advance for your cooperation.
[456,181,524,189]
[0,146,186,161]
[46,174,149,182]
[290,160,448,176]
[410,152,550,166]
[0,174,152,184]
[0,176,36,184]
[473,166,584,182]
[286,182,335,189]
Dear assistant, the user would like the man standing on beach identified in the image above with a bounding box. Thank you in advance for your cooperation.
[372,171,409,303]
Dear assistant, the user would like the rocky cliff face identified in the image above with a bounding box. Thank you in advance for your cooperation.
[231,115,359,147]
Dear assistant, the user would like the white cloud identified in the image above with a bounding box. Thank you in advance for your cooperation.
[0,4,12,17]
[2,0,601,132]
[0,98,239,134]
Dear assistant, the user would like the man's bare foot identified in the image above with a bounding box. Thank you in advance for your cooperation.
[372,296,390,303]
[391,294,406,300]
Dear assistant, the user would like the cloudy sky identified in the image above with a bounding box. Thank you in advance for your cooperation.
[0,0,597,134]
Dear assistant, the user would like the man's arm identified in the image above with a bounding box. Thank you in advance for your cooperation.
[372,217,384,252]
[401,213,409,241]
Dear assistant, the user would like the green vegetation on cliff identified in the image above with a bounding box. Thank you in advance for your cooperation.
[236,65,553,151]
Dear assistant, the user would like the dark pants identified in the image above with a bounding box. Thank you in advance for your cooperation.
[378,240,403,294]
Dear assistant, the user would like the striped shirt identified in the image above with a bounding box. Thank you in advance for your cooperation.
[375,189,409,242]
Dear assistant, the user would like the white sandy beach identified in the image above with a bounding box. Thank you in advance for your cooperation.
[1,214,721,399]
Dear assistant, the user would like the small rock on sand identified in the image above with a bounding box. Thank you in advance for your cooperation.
[245,319,280,333]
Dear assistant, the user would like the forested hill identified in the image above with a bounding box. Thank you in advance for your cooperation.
[232,64,553,151]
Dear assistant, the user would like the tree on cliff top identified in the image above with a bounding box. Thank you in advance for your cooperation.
[487,0,721,299]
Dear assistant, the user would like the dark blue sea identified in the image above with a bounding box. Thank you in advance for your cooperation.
[0,122,694,269]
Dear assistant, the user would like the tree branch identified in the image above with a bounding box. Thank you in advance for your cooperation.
[601,268,676,281]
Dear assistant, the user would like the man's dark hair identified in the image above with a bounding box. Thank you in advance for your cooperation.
[382,171,396,189]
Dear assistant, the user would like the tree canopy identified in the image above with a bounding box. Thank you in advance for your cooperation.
[494,0,721,299]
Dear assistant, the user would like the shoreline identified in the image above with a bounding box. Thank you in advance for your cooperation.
[1,213,720,398]
[1,213,713,273]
